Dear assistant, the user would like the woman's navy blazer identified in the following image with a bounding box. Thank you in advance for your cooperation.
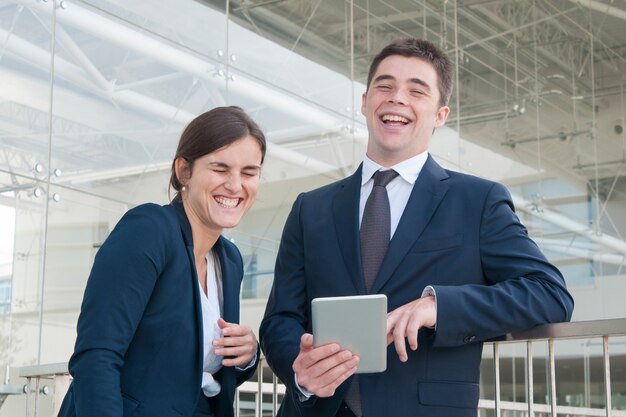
[58,200,258,417]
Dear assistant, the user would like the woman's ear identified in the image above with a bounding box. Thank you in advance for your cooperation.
[174,157,191,186]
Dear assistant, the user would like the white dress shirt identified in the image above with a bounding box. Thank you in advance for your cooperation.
[200,250,224,397]
[359,151,429,238]
[199,250,257,398]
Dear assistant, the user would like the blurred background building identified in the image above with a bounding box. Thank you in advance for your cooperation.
[0,0,625,415]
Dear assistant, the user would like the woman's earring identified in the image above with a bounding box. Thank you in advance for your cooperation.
[181,185,187,192]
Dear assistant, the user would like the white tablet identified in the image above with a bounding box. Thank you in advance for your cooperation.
[311,294,387,374]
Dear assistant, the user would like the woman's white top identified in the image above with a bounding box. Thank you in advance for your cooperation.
[200,250,224,397]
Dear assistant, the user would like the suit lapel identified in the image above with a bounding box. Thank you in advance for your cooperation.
[370,156,450,293]
[172,200,240,323]
[332,165,366,294]
[214,237,240,323]
[170,200,205,361]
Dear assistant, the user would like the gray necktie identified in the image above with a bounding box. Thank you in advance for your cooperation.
[360,169,399,292]
[344,169,398,416]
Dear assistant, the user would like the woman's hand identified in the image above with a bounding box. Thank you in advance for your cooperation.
[213,318,258,368]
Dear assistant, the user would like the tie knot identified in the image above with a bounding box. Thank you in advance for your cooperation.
[373,169,398,187]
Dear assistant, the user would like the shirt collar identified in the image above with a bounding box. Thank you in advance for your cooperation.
[361,151,429,185]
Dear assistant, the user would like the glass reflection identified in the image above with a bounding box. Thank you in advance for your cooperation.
[0,0,624,415]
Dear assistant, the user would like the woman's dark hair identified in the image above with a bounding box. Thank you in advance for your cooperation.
[169,106,266,201]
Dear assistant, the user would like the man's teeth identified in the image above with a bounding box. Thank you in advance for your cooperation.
[381,114,409,123]
[215,197,239,208]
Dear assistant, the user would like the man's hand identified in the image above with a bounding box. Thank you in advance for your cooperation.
[214,318,258,368]
[292,333,359,397]
[386,295,436,362]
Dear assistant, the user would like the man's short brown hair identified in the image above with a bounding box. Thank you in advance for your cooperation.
[366,38,454,108]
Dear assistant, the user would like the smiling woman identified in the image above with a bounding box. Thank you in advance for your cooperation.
[176,136,263,237]
[57,106,266,417]
[171,108,265,249]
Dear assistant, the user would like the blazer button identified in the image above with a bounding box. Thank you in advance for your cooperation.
[463,335,476,343]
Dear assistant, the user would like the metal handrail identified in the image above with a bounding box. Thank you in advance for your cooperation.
[243,318,626,417]
[487,319,626,417]
[499,318,626,342]
[18,363,69,417]
[12,318,626,417]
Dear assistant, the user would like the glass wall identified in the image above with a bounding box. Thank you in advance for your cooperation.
[0,0,624,415]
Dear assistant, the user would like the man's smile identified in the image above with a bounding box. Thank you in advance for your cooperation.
[380,113,411,125]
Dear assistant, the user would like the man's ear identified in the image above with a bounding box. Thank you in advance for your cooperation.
[174,157,191,186]
[361,92,368,117]
[434,106,450,128]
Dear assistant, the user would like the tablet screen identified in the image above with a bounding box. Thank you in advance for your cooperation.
[312,294,387,374]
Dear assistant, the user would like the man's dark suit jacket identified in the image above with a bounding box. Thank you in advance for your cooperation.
[58,200,258,417]
[260,155,573,417]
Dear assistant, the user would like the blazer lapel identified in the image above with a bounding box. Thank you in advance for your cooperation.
[214,237,240,323]
[170,200,205,359]
[332,165,366,294]
[172,200,239,322]
[370,156,450,293]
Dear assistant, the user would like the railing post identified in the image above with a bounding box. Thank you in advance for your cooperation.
[527,340,534,417]
[603,335,612,417]
[256,358,263,417]
[272,373,278,416]
[34,376,41,417]
[549,339,556,417]
[494,343,501,417]
[53,374,71,417]
[25,377,31,417]
[584,340,591,408]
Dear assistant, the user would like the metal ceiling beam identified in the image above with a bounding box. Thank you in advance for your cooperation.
[467,4,584,87]
[24,0,344,129]
[0,25,343,179]
[512,193,626,255]
[568,0,626,22]
[539,239,626,266]
[543,1,626,65]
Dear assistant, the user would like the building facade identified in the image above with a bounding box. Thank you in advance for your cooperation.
[1,0,625,415]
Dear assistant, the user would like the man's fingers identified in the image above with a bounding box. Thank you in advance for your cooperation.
[300,333,315,352]
[386,310,400,346]
[392,317,409,362]
[297,354,359,396]
[406,314,421,351]
[293,333,362,396]
[312,359,360,397]
[388,307,419,360]
[295,345,345,378]
[386,306,410,362]
[296,342,340,370]
[386,297,437,360]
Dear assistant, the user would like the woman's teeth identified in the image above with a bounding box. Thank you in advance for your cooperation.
[215,196,239,208]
